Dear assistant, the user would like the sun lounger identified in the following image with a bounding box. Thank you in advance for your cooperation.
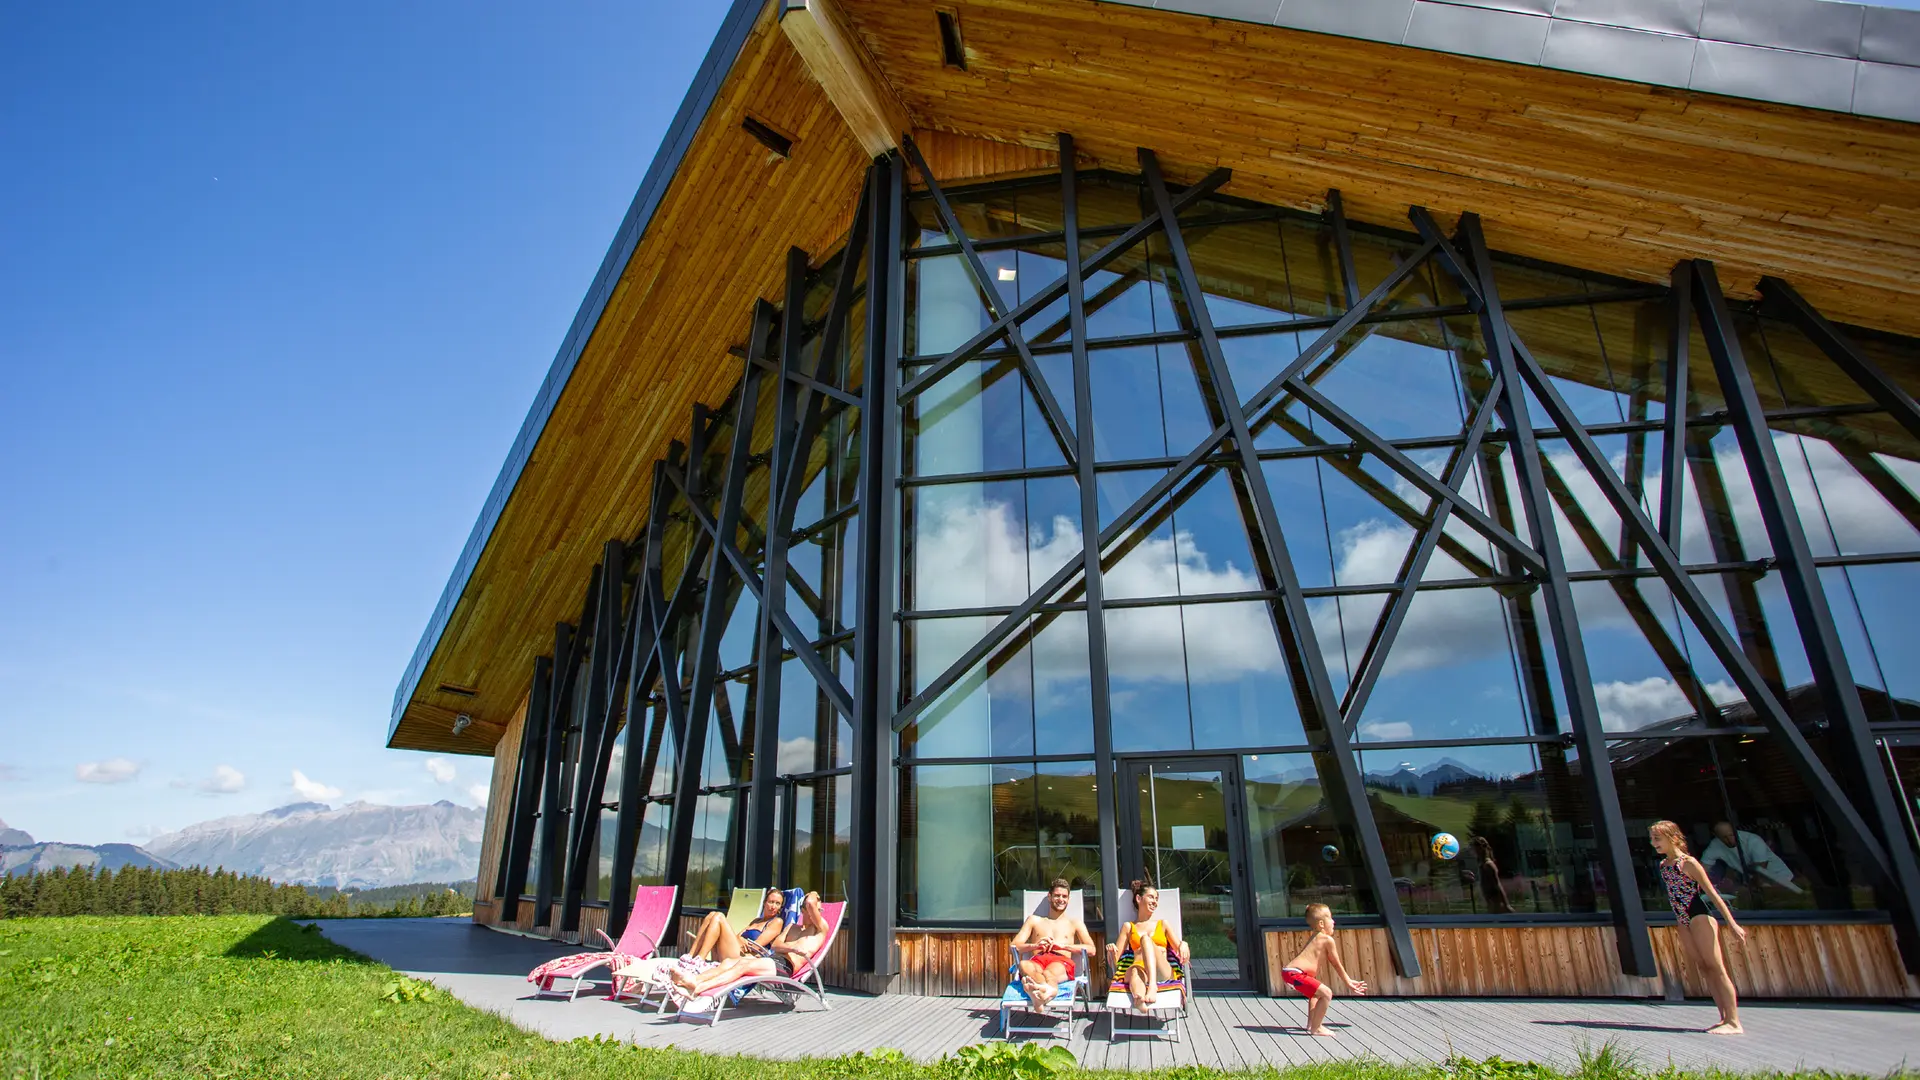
[999,890,1093,1040]
[619,886,769,1010]
[525,885,677,1001]
[671,899,845,1025]
[1103,887,1188,1042]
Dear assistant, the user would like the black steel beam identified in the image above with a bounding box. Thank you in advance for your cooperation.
[1694,261,1920,972]
[664,302,773,894]
[902,135,1079,471]
[562,546,625,932]
[534,621,577,927]
[1761,276,1920,443]
[1142,147,1420,978]
[1326,189,1361,310]
[893,218,1443,734]
[899,167,1232,402]
[1661,263,1693,546]
[1061,134,1123,941]
[745,247,813,889]
[1451,214,1654,975]
[498,655,552,916]
[849,154,904,975]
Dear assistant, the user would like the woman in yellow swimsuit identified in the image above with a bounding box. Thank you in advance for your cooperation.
[1105,879,1189,1009]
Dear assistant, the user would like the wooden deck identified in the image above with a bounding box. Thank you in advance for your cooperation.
[313,919,1920,1075]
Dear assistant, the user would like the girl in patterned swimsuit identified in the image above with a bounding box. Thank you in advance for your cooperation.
[1651,820,1746,1035]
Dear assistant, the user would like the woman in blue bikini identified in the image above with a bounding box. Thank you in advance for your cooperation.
[1651,819,1746,1034]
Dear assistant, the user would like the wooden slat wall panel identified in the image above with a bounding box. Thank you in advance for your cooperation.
[842,0,1920,340]
[909,127,1057,185]
[1265,925,1915,999]
[889,931,1109,996]
[470,695,528,921]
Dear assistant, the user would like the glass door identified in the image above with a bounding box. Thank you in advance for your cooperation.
[1117,757,1259,991]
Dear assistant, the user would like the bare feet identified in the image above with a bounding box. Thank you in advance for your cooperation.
[1308,1026,1337,1037]
[1706,1021,1744,1035]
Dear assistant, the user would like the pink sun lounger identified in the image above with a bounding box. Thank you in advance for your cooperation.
[527,885,678,1001]
[671,900,845,1025]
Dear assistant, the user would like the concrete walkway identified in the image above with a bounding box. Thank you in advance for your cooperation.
[309,919,1920,1074]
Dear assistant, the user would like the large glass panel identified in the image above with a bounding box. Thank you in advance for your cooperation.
[900,764,996,922]
[1347,587,1534,742]
[685,790,739,910]
[522,815,543,900]
[1243,753,1377,918]
[778,655,852,772]
[1571,577,1732,734]
[1089,344,1211,463]
[1106,601,1302,752]
[790,774,851,901]
[591,805,614,903]
[1612,734,1877,915]
[1358,743,1605,915]
[632,800,671,889]
[1882,739,1920,861]
[1834,562,1920,718]
[1777,428,1920,557]
[1036,761,1104,922]
[907,477,1080,612]
[1130,762,1241,985]
[905,613,1093,759]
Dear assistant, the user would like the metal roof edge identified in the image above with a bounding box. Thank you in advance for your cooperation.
[1113,0,1920,124]
[388,0,772,746]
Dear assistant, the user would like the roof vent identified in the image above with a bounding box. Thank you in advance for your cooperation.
[436,682,478,697]
[741,114,793,159]
[937,10,966,70]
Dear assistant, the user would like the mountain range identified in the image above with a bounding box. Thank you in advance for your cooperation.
[1,802,485,889]
[0,814,180,876]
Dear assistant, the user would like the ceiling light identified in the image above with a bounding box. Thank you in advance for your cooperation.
[997,267,1017,281]
[452,714,473,737]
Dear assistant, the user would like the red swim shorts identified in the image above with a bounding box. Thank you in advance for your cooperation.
[1033,949,1076,981]
[1281,967,1322,997]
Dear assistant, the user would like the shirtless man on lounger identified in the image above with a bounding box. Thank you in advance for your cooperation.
[1010,878,1095,1009]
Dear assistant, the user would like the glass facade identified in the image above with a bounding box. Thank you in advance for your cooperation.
[491,158,1920,981]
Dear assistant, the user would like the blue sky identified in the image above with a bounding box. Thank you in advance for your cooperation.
[0,3,728,846]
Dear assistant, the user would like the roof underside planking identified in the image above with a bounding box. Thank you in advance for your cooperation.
[388,0,1920,756]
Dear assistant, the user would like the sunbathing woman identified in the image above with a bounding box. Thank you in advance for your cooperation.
[670,891,827,1008]
[682,886,786,967]
[1105,879,1188,1009]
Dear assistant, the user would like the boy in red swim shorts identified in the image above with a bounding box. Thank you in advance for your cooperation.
[1279,903,1367,1036]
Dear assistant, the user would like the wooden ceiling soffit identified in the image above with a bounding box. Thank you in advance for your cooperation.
[780,0,911,157]
[835,0,1920,339]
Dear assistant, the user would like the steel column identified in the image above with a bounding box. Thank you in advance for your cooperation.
[1693,261,1920,971]
[745,248,812,888]
[498,655,553,916]
[664,303,773,894]
[1455,214,1656,975]
[534,620,579,927]
[562,542,626,932]
[1059,134,1123,938]
[1141,148,1421,978]
[849,154,903,976]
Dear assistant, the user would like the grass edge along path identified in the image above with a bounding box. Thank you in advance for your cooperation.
[0,915,1910,1080]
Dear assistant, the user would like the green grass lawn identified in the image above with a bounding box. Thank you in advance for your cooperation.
[0,915,1902,1080]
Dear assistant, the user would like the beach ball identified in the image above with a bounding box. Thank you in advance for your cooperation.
[1431,832,1460,861]
[1321,844,1340,863]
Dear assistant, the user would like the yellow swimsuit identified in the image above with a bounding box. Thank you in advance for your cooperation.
[1127,920,1169,951]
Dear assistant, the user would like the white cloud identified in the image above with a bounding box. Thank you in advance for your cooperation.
[1591,677,1742,732]
[466,782,490,807]
[1358,720,1414,740]
[197,764,245,795]
[777,737,818,774]
[76,758,140,784]
[424,757,456,784]
[290,769,342,800]
[125,824,162,841]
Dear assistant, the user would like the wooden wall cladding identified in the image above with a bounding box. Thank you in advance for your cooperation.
[842,0,1920,340]
[1264,924,1918,999]
[1650,922,1919,1000]
[893,931,1111,997]
[470,696,527,915]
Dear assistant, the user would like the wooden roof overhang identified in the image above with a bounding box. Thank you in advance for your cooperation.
[390,0,1920,755]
